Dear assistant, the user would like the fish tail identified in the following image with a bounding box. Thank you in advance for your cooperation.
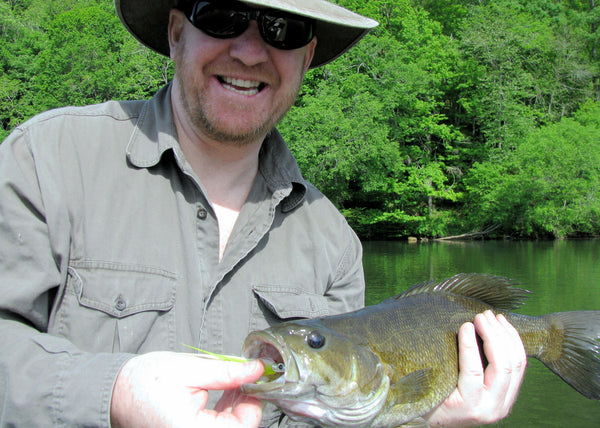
[536,311,600,399]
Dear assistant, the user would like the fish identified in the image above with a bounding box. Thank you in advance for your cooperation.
[241,273,600,427]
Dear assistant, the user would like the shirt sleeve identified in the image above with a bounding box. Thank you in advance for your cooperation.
[326,224,366,314]
[0,127,132,427]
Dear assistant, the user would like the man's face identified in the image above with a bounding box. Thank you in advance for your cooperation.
[168,8,317,145]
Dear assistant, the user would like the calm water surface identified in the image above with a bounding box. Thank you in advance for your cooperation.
[362,240,600,427]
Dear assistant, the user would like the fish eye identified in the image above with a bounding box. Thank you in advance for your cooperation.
[272,362,285,373]
[306,331,325,349]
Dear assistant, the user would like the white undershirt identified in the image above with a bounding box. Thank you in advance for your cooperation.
[213,203,240,261]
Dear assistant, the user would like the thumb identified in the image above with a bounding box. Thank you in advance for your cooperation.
[201,359,265,391]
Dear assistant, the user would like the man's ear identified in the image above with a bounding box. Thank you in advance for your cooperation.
[302,37,317,73]
[168,9,186,60]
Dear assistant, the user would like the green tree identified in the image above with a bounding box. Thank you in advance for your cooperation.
[464,100,600,238]
[456,1,546,149]
[280,67,395,208]
[284,0,465,238]
[0,0,173,137]
[33,5,127,108]
[455,0,598,150]
[0,0,46,140]
[2,0,600,239]
[32,4,172,110]
[413,0,473,36]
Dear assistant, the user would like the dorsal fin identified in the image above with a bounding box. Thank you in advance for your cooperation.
[392,273,530,310]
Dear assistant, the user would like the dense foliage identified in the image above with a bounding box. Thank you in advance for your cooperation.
[2,0,599,239]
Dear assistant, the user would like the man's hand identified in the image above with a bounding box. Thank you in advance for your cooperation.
[426,310,527,427]
[110,351,265,428]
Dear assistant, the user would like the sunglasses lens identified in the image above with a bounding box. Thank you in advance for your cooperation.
[261,14,313,50]
[191,3,248,39]
[188,1,314,50]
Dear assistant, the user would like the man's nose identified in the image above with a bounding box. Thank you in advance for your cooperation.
[228,21,270,66]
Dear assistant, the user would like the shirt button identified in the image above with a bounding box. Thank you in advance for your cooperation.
[115,297,127,311]
[197,208,208,220]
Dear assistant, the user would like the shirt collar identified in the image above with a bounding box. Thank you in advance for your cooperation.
[126,84,178,168]
[126,84,307,212]
[259,129,307,212]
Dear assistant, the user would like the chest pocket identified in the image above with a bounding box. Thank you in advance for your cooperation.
[251,284,331,330]
[50,261,177,353]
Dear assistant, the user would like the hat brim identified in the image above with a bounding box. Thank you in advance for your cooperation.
[115,0,378,68]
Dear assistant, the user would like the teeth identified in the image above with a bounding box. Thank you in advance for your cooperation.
[221,76,262,96]
[223,76,260,88]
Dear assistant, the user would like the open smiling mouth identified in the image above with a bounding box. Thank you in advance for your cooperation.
[218,75,266,96]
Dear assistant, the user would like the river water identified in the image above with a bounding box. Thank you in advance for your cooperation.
[362,239,600,427]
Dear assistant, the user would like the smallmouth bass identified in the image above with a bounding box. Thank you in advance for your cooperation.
[241,273,600,427]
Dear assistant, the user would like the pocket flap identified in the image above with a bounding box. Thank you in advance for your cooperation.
[70,262,176,318]
[252,285,330,319]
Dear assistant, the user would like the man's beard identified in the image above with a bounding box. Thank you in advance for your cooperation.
[175,65,302,147]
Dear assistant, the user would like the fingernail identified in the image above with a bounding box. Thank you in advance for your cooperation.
[463,322,475,334]
[247,359,263,373]
[474,312,486,324]
[484,310,496,321]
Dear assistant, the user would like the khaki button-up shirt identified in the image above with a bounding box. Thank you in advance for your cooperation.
[0,85,364,426]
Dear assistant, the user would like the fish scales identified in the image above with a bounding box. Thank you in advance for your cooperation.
[241,273,600,427]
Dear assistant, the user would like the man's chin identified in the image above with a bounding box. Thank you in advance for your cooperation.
[192,112,283,146]
[197,125,270,147]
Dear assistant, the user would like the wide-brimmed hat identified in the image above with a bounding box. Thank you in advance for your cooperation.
[115,0,378,68]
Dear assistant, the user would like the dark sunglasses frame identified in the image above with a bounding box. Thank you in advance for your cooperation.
[181,0,315,50]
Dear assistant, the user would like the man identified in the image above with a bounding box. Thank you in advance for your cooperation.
[0,0,526,427]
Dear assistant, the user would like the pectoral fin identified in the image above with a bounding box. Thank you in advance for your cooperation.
[390,368,435,403]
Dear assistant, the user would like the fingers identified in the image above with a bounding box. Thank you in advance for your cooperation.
[422,322,486,427]
[137,352,265,390]
[408,311,528,428]
[477,312,527,409]
[471,310,526,421]
[111,352,265,428]
[456,321,485,406]
[474,311,526,387]
[199,359,265,390]
[193,358,264,427]
[216,389,265,426]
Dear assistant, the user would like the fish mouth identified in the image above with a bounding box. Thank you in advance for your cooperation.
[241,330,390,427]
[240,331,306,398]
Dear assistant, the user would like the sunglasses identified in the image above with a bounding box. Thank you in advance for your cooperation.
[182,1,315,50]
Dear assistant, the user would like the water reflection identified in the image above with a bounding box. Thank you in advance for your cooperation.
[362,240,600,427]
